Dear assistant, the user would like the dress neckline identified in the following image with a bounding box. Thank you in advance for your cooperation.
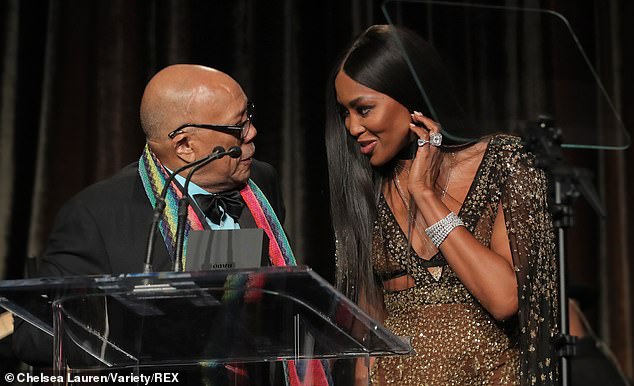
[381,135,496,262]
[456,135,495,220]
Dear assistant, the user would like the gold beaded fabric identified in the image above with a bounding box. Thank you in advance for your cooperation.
[371,135,559,385]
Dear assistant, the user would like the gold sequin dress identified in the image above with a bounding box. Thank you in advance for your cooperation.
[371,135,559,386]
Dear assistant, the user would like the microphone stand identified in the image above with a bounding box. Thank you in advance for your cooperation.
[173,146,242,272]
[519,116,606,386]
[142,146,225,274]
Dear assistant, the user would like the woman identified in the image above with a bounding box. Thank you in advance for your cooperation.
[326,25,559,385]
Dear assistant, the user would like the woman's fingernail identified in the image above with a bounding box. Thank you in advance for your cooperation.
[414,111,423,116]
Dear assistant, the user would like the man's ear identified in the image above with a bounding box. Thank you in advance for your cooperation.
[173,134,197,163]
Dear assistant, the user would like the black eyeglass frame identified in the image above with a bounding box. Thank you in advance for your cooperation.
[167,101,254,140]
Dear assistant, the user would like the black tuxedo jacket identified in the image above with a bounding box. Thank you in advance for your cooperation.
[40,159,285,276]
[13,159,286,367]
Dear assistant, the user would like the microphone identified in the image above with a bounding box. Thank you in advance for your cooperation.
[226,146,242,158]
[172,145,244,271]
[143,146,226,273]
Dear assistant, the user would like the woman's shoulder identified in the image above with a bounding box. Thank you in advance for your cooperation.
[454,133,539,179]
[482,133,536,165]
[451,133,518,165]
[453,133,522,156]
[484,134,546,186]
[487,133,524,152]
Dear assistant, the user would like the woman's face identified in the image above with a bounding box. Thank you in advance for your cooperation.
[335,70,412,167]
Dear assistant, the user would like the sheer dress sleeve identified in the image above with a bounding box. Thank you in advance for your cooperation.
[501,140,559,386]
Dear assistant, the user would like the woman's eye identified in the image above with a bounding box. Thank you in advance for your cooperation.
[338,106,350,118]
[357,106,372,116]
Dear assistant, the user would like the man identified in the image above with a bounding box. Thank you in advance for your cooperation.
[12,65,292,381]
[36,64,289,276]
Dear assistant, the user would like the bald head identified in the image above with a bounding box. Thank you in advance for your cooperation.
[139,64,257,192]
[140,64,245,140]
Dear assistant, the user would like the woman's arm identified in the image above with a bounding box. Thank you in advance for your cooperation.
[407,112,517,321]
[413,189,517,320]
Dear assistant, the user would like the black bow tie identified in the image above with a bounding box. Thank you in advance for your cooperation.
[193,191,244,224]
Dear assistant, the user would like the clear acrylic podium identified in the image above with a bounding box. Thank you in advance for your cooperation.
[1,266,412,384]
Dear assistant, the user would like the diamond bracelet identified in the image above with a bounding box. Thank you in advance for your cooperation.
[425,212,465,248]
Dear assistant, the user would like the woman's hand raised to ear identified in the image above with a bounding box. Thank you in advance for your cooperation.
[406,111,444,198]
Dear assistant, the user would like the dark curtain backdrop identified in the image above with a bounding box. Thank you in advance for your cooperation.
[0,0,632,378]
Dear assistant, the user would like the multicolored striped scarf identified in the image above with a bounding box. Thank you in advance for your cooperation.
[138,144,330,386]
[138,144,295,266]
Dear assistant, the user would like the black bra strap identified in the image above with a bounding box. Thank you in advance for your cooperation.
[418,253,448,268]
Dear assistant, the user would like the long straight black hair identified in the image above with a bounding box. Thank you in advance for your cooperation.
[325,24,470,311]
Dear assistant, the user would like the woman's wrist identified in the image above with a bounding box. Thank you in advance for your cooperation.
[410,184,452,225]
[409,185,438,203]
[425,212,465,248]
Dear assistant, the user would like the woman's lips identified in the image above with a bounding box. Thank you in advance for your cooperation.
[358,140,377,155]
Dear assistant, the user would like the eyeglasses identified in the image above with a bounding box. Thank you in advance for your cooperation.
[167,101,255,140]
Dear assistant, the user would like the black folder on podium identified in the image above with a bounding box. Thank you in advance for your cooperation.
[0,266,412,383]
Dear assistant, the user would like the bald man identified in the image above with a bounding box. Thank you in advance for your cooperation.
[141,65,257,195]
[13,65,289,372]
[33,64,287,276]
